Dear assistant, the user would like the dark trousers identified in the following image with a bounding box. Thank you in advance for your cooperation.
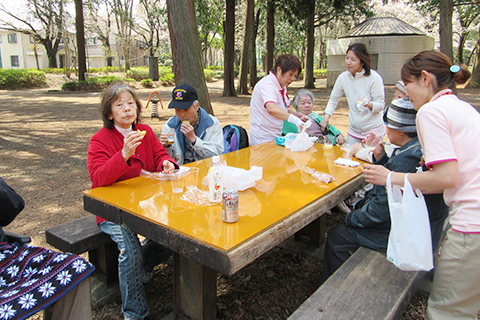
[321,224,360,283]
[141,240,173,273]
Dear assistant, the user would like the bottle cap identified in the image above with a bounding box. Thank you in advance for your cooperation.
[212,156,220,163]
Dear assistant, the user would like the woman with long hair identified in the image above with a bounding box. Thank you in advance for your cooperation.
[321,43,385,145]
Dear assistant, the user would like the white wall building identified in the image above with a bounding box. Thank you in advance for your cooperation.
[0,30,149,70]
[0,30,48,69]
[327,15,435,86]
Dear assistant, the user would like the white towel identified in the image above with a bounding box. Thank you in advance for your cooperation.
[334,158,361,167]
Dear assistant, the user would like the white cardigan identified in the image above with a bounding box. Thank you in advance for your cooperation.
[324,69,385,135]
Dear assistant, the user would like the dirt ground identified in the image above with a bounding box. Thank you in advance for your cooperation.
[1,75,479,319]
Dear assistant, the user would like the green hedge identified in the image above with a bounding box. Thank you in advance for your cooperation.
[140,79,154,88]
[0,69,47,89]
[314,69,327,78]
[159,73,175,86]
[62,75,126,91]
[42,66,124,74]
[126,67,150,81]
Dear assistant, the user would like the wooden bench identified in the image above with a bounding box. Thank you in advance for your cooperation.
[288,246,425,320]
[45,215,119,286]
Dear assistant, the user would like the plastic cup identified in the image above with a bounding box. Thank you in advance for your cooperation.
[163,134,174,148]
[342,145,354,160]
[364,133,381,151]
[185,168,199,190]
[324,135,334,150]
[171,175,184,193]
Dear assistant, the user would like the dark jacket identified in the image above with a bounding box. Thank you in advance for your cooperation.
[0,177,25,243]
[344,137,449,252]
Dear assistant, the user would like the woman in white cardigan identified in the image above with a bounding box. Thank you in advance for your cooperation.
[320,43,385,145]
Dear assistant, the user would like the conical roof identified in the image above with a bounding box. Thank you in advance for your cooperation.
[340,15,424,38]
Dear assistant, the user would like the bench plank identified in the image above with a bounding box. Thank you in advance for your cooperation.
[289,247,424,320]
[46,215,119,286]
[46,215,112,254]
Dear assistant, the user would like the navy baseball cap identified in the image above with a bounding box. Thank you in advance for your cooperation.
[168,84,198,110]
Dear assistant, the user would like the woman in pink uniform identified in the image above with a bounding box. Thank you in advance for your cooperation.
[249,54,304,145]
[363,50,480,320]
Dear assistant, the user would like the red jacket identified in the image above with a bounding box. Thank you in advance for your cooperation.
[87,123,177,224]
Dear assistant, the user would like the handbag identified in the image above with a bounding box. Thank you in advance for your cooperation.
[386,172,434,271]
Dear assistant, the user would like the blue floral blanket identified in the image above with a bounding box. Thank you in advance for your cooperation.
[0,242,95,320]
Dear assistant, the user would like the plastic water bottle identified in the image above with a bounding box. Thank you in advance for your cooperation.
[208,156,223,203]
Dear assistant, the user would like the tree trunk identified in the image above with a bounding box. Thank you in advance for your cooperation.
[265,0,274,74]
[457,32,467,65]
[318,32,323,69]
[249,8,260,88]
[34,45,40,70]
[75,0,87,81]
[167,0,213,114]
[237,0,254,94]
[439,0,453,61]
[304,0,315,89]
[466,24,480,88]
[223,0,237,97]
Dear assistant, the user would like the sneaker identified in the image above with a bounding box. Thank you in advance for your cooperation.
[335,201,351,214]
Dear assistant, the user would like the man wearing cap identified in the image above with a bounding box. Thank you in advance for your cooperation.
[320,97,448,282]
[160,84,224,165]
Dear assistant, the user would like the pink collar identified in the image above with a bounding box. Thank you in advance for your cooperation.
[268,71,284,91]
[431,89,453,102]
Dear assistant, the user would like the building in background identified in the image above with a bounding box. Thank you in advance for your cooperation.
[327,14,435,86]
[0,30,48,69]
[0,29,149,70]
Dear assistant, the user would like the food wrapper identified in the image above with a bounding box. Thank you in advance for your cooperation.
[302,166,335,184]
[180,187,215,206]
[140,166,190,180]
[356,98,369,111]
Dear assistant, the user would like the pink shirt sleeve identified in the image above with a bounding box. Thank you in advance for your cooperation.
[417,103,457,168]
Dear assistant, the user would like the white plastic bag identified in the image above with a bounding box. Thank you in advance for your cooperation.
[220,165,263,191]
[386,173,433,271]
[288,131,314,152]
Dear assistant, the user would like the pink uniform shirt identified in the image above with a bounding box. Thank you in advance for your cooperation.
[417,89,480,233]
[249,72,290,146]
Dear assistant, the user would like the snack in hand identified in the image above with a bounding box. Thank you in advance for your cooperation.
[137,129,147,137]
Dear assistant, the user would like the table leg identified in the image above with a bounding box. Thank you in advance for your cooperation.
[294,214,327,247]
[173,253,217,320]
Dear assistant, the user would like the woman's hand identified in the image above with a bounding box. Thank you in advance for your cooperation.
[121,131,144,162]
[320,115,330,133]
[162,160,175,174]
[294,111,309,122]
[362,164,390,186]
[336,134,346,146]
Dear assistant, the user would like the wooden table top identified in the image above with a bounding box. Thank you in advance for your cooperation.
[84,142,365,253]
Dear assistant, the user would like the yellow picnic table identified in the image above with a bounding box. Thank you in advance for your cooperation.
[83,141,366,320]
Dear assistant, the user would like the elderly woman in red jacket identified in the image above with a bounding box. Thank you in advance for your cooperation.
[87,83,177,320]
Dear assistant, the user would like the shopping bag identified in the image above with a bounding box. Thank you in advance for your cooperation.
[386,172,433,271]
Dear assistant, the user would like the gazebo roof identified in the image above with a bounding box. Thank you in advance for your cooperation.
[340,15,425,38]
